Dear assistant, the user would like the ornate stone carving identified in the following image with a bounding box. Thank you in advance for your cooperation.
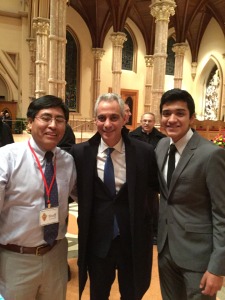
[150,0,176,22]
[33,18,50,35]
[110,32,127,47]
[172,43,188,56]
[92,48,105,60]
[144,55,154,67]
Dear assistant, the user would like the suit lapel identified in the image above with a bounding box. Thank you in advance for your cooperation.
[168,133,198,192]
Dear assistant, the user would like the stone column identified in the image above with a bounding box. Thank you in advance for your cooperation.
[110,32,127,95]
[172,43,188,88]
[144,55,154,112]
[49,0,67,99]
[150,0,176,121]
[92,48,105,102]
[27,38,36,100]
[33,17,50,98]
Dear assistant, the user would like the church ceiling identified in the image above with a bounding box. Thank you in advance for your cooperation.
[69,0,225,62]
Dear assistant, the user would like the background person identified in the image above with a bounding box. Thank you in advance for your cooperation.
[129,112,166,148]
[0,95,76,300]
[129,112,166,244]
[70,93,159,300]
[4,112,12,130]
[0,113,14,147]
[155,88,225,300]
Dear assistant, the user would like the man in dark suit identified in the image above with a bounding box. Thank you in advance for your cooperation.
[70,93,159,300]
[155,88,225,300]
[129,112,166,244]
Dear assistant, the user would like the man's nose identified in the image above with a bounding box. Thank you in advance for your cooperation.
[168,114,177,121]
[104,118,112,126]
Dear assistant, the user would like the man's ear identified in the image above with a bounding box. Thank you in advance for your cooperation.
[190,113,196,125]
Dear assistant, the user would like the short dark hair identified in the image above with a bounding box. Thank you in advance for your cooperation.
[160,88,195,118]
[27,95,69,122]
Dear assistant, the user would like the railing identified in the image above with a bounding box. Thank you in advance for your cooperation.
[3,119,27,134]
[68,118,96,143]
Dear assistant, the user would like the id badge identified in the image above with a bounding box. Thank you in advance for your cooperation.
[39,207,59,226]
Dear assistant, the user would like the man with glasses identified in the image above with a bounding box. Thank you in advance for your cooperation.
[0,95,77,300]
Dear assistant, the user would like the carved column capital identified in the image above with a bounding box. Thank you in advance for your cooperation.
[110,32,127,47]
[144,55,154,67]
[27,38,36,52]
[33,18,50,35]
[172,43,188,56]
[92,48,105,60]
[150,0,176,22]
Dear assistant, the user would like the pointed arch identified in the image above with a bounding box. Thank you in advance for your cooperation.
[198,56,223,120]
[122,25,137,72]
[65,27,80,112]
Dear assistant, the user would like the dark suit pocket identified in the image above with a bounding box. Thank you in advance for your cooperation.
[185,223,212,233]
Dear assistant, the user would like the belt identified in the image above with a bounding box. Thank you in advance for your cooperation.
[0,240,59,256]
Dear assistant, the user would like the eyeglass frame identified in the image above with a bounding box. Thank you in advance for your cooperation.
[35,114,66,125]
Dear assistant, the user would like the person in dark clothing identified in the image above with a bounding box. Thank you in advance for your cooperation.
[4,112,12,130]
[70,93,159,300]
[129,112,166,244]
[57,123,76,282]
[129,112,166,148]
[58,123,75,151]
[0,116,14,147]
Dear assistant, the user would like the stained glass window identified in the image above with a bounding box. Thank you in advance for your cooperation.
[166,37,175,75]
[65,30,79,111]
[122,29,133,71]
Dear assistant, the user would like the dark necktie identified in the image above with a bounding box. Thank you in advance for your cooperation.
[167,144,177,188]
[104,148,119,238]
[44,151,59,245]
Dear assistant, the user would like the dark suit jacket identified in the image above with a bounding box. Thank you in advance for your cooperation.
[70,130,159,299]
[129,126,166,149]
[155,131,225,275]
[0,121,14,147]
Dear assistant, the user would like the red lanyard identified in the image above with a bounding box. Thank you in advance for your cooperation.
[28,140,56,207]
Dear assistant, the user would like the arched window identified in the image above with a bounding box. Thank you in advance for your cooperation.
[65,29,80,112]
[166,36,175,75]
[122,29,134,71]
[204,65,220,120]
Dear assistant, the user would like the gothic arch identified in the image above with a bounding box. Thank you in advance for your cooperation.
[65,26,80,112]
[198,56,223,120]
[0,72,13,101]
[123,24,138,73]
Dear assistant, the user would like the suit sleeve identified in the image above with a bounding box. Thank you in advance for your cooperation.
[206,147,225,275]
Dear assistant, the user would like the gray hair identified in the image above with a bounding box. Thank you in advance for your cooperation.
[140,112,155,121]
[94,93,125,117]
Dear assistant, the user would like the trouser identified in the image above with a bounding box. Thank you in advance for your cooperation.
[87,236,140,300]
[0,238,68,300]
[158,242,216,300]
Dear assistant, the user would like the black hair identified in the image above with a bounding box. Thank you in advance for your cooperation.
[27,95,69,122]
[160,88,195,118]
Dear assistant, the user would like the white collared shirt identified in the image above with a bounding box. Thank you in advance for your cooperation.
[163,128,193,182]
[0,137,77,246]
[97,138,126,192]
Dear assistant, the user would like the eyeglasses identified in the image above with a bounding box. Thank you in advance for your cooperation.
[35,115,66,125]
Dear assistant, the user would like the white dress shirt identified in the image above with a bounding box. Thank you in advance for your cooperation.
[163,128,193,183]
[0,137,77,246]
[97,138,126,193]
